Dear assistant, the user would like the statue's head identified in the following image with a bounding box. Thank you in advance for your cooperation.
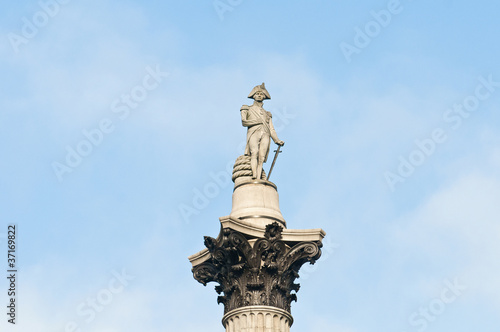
[248,83,271,100]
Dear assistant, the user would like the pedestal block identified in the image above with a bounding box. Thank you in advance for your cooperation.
[231,178,286,228]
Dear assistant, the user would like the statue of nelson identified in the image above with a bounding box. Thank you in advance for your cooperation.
[240,83,284,180]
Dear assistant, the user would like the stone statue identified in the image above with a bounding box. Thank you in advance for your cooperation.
[240,83,284,180]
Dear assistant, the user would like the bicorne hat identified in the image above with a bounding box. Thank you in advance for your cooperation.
[248,83,271,100]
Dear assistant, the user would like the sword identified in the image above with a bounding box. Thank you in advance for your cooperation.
[267,145,282,181]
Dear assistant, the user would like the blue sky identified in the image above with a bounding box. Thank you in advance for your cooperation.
[1,0,500,331]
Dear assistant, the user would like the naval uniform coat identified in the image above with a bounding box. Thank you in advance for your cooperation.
[240,104,280,163]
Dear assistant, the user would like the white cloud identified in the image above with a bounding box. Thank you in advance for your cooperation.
[392,157,500,308]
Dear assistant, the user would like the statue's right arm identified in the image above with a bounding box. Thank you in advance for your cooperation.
[240,107,261,127]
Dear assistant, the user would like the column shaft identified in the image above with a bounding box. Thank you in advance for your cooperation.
[223,306,292,332]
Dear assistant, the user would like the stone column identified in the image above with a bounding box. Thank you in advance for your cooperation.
[189,177,325,332]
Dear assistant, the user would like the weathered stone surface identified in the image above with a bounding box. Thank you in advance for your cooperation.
[191,222,322,315]
[188,216,325,267]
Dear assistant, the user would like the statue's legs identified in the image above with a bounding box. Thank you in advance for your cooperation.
[248,133,262,179]
[250,156,257,179]
[256,135,270,180]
